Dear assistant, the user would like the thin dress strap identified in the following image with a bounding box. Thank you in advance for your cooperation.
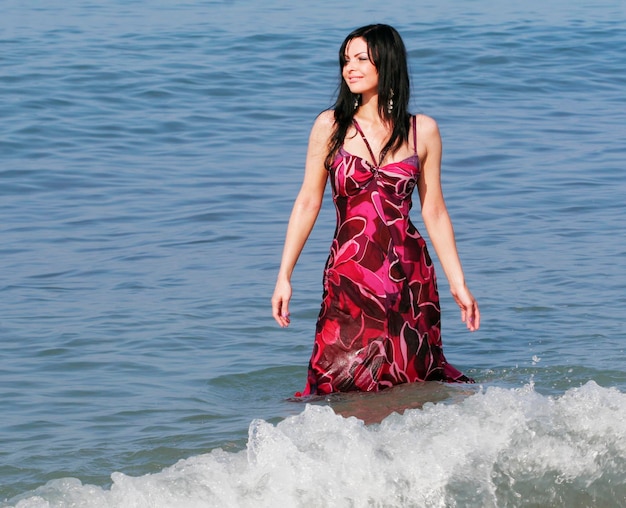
[352,119,389,168]
[353,118,416,168]
[412,115,418,155]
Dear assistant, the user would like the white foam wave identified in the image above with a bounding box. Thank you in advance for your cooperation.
[9,381,626,508]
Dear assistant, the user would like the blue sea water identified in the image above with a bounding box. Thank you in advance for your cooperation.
[1,0,625,506]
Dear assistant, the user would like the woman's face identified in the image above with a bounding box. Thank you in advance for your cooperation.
[342,37,379,97]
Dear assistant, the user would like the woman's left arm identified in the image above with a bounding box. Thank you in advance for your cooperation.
[417,115,480,331]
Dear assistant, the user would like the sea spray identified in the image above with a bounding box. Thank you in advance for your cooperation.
[7,381,625,508]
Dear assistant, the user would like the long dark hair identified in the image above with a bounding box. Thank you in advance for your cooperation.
[325,24,411,169]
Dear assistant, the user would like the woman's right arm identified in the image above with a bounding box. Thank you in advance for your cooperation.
[271,111,334,327]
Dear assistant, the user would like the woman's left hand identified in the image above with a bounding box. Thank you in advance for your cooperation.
[450,285,480,332]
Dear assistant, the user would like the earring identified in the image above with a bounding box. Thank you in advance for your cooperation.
[387,89,394,114]
[353,95,359,110]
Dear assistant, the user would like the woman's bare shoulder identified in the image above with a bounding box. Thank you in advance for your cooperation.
[414,113,440,139]
[314,109,335,129]
[309,109,335,142]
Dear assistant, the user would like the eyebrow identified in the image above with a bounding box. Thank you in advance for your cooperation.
[345,51,369,58]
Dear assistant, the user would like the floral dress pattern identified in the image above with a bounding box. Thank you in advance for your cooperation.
[298,116,472,396]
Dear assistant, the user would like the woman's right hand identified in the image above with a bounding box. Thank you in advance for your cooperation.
[271,278,292,327]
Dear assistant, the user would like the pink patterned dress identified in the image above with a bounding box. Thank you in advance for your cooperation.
[298,116,472,396]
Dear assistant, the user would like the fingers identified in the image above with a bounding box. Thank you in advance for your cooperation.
[452,286,480,332]
[464,303,480,331]
[471,305,480,330]
[272,299,289,327]
[461,300,480,331]
[271,296,291,327]
[272,279,292,327]
[279,301,291,328]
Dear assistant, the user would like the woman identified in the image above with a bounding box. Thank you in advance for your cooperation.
[272,24,480,396]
